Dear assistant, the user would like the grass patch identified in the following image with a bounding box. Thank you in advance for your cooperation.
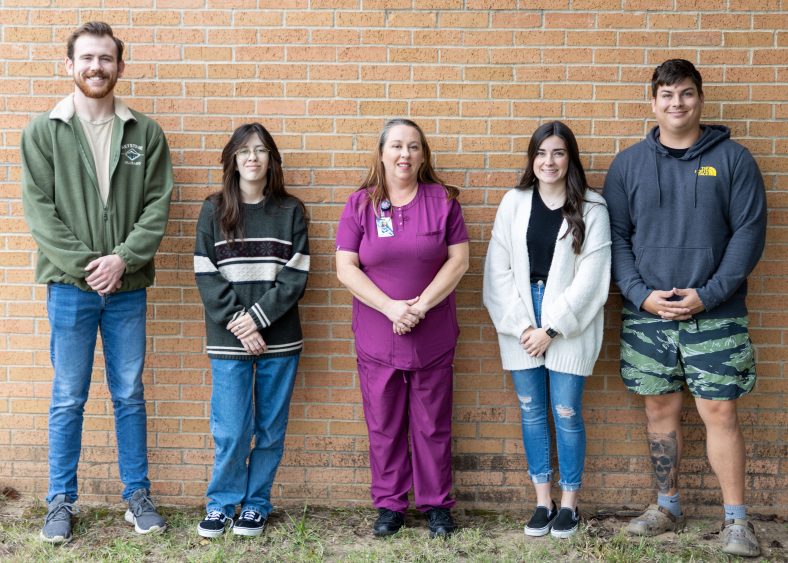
[0,499,784,562]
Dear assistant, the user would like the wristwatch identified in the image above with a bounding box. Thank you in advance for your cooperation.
[545,327,558,339]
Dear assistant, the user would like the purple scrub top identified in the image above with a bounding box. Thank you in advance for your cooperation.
[336,183,469,370]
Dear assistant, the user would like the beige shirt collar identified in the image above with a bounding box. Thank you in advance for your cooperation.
[49,93,136,123]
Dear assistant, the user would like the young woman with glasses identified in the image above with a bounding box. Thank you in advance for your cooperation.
[194,123,309,538]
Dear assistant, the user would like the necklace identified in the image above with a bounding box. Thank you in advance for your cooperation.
[389,184,418,207]
[541,192,565,210]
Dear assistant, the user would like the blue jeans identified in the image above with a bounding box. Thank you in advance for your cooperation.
[206,354,299,518]
[510,282,587,492]
[46,283,149,502]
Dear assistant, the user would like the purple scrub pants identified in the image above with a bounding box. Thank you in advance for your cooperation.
[357,350,455,513]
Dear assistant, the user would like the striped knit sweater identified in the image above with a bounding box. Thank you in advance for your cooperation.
[194,196,309,360]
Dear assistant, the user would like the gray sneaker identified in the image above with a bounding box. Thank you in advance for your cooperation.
[40,494,75,544]
[124,489,166,534]
[721,518,761,557]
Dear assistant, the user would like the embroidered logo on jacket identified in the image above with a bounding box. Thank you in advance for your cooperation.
[122,144,144,166]
[695,166,717,176]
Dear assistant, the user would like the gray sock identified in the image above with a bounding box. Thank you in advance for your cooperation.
[724,504,747,521]
[657,492,682,517]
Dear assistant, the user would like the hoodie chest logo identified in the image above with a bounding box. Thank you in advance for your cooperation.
[122,144,144,166]
[696,165,717,177]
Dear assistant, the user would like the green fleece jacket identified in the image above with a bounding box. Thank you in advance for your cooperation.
[21,94,173,291]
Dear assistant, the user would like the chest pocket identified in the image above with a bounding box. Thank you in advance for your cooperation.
[416,231,446,262]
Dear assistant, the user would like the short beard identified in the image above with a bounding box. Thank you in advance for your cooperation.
[74,72,118,100]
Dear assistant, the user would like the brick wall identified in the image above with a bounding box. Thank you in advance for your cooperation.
[0,2,785,516]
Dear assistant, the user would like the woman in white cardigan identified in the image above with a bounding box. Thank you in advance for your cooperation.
[483,122,611,539]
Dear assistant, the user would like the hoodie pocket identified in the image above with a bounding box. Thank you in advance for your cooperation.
[635,246,716,291]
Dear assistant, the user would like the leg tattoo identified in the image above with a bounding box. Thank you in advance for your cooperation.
[647,431,679,494]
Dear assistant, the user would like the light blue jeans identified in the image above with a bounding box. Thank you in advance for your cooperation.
[510,282,587,492]
[46,283,150,502]
[206,354,299,518]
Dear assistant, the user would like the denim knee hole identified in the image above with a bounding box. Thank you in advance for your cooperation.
[555,404,576,418]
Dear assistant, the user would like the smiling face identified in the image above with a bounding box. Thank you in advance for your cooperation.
[651,77,704,143]
[380,124,424,188]
[235,133,270,188]
[66,34,124,100]
[533,135,569,190]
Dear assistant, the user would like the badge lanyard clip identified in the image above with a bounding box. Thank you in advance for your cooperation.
[376,199,394,237]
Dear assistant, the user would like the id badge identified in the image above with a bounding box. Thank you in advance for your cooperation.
[376,216,394,237]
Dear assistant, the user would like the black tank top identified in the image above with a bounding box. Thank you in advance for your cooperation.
[527,189,564,283]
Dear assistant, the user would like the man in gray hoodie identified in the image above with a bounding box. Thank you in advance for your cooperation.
[604,59,766,557]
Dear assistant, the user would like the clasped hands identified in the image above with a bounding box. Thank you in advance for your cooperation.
[385,296,426,336]
[643,287,705,321]
[520,327,552,357]
[227,313,267,356]
[85,254,125,296]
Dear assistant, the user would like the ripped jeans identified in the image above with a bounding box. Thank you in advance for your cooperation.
[510,281,587,491]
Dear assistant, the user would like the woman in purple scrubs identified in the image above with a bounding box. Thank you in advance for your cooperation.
[336,118,469,538]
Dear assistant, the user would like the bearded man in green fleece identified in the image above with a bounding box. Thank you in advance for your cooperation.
[21,21,173,544]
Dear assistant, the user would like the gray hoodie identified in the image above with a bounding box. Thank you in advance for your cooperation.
[603,125,766,318]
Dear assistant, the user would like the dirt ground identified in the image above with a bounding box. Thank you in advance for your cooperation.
[1,488,786,562]
[322,506,788,560]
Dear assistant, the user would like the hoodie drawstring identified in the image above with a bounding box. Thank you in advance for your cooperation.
[693,155,701,208]
[653,151,662,207]
[654,146,702,208]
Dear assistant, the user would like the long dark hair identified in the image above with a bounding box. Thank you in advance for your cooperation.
[359,118,459,212]
[210,122,305,242]
[516,121,588,255]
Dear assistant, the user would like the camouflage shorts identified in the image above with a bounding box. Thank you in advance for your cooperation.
[620,309,756,400]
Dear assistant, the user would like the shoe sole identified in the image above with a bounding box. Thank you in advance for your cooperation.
[722,546,761,557]
[233,526,265,537]
[197,522,232,538]
[626,522,685,537]
[524,524,552,537]
[197,526,227,538]
[373,528,403,538]
[550,526,578,539]
[39,530,72,544]
[429,529,456,539]
[124,510,166,534]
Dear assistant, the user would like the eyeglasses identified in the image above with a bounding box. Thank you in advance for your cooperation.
[236,147,269,160]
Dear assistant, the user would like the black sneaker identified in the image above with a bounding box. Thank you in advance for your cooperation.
[426,508,457,538]
[524,501,557,537]
[550,506,580,538]
[233,509,266,537]
[373,508,405,537]
[197,511,233,538]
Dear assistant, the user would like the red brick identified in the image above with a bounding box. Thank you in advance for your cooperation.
[438,11,490,28]
[671,31,722,46]
[490,12,537,28]
[724,31,774,46]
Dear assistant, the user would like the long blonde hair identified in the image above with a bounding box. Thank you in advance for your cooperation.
[358,118,459,213]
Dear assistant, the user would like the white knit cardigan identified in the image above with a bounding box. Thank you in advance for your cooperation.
[483,187,612,376]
